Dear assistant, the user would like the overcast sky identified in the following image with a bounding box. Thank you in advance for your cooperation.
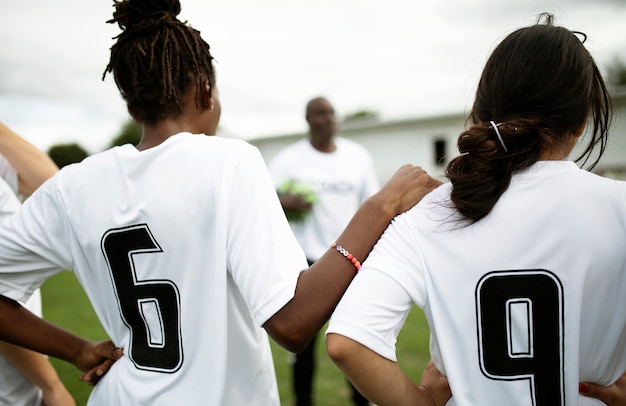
[1,0,625,153]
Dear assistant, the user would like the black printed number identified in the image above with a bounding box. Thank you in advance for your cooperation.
[476,270,564,406]
[102,224,183,372]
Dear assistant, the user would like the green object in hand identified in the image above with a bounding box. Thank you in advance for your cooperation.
[277,180,317,222]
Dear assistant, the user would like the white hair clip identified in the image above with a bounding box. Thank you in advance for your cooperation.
[490,121,508,153]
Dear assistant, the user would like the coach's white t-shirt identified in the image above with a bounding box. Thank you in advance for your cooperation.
[269,137,379,261]
[328,161,626,406]
[0,155,44,406]
[0,134,307,405]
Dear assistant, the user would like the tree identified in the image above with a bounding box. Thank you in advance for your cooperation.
[47,143,89,169]
[109,120,141,148]
[343,110,380,123]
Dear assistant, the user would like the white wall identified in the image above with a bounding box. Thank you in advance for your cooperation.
[249,86,626,184]
[250,113,466,185]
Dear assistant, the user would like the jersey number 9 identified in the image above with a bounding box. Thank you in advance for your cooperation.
[476,270,565,405]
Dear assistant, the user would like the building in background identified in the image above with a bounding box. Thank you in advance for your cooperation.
[249,86,626,183]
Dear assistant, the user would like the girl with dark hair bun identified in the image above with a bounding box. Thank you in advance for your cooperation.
[0,0,445,404]
[328,13,626,406]
[448,12,611,224]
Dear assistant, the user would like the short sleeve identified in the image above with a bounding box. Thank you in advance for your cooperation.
[0,178,20,222]
[327,268,413,361]
[226,146,307,326]
[326,213,427,361]
[0,175,69,302]
[0,154,18,195]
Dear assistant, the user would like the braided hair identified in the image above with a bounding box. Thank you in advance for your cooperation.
[103,0,215,125]
[445,13,611,224]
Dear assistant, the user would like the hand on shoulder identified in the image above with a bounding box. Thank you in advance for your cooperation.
[374,164,442,216]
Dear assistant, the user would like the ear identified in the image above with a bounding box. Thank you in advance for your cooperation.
[572,120,587,138]
[199,79,213,110]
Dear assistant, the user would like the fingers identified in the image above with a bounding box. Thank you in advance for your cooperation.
[580,382,609,402]
[382,164,441,214]
[79,364,105,387]
[78,355,121,386]
[392,164,427,179]
[419,360,451,406]
[76,340,123,383]
[99,340,124,361]
[391,164,441,191]
[579,381,620,405]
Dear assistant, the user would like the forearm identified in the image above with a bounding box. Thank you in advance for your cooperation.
[264,165,440,352]
[327,333,434,406]
[264,195,397,351]
[0,296,84,366]
[0,340,65,392]
[0,121,58,196]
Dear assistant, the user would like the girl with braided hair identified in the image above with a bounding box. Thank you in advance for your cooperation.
[0,0,446,404]
[327,13,626,406]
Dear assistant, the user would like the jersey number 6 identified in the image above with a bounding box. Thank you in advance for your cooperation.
[476,270,565,406]
[102,224,183,373]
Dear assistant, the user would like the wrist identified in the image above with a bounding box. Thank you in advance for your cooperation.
[363,193,398,220]
[39,374,66,393]
[418,385,437,406]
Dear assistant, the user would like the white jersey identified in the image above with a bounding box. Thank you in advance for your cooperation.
[0,134,307,405]
[0,156,43,406]
[269,137,379,261]
[0,155,18,198]
[328,161,626,406]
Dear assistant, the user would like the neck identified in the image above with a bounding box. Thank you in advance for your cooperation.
[538,131,580,161]
[309,135,336,153]
[137,119,203,151]
[538,143,574,161]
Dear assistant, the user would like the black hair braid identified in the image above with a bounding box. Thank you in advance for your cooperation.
[102,0,214,124]
[446,120,543,223]
[108,0,181,31]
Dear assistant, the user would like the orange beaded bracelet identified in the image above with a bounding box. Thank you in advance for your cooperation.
[330,242,362,271]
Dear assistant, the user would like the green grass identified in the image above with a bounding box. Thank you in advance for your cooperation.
[40,271,108,405]
[41,271,431,405]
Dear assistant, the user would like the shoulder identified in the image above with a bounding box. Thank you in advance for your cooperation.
[177,134,259,154]
[55,135,263,185]
[270,139,310,164]
[334,138,375,171]
[55,147,121,181]
[401,182,458,229]
[277,139,309,154]
[558,164,626,199]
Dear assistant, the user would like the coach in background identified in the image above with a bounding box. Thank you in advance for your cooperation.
[269,96,378,406]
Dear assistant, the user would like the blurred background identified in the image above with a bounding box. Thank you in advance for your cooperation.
[1,0,625,156]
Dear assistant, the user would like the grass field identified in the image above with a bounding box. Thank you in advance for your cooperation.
[41,271,431,405]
